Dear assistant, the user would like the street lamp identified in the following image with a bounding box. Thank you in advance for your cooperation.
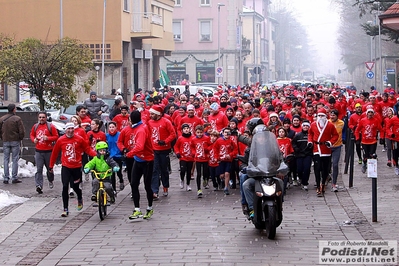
[95,66,100,94]
[217,3,225,85]
[374,1,383,90]
[101,0,106,96]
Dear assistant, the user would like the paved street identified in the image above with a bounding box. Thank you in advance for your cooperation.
[0,149,398,265]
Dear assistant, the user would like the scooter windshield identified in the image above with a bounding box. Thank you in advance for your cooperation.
[247,131,285,177]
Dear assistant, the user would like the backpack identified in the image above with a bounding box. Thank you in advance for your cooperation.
[34,122,57,145]
[34,122,53,136]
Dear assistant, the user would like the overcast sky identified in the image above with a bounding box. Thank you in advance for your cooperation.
[286,0,342,76]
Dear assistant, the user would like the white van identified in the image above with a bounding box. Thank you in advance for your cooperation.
[169,85,215,97]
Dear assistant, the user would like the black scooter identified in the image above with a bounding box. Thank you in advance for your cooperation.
[242,129,287,239]
[252,176,283,239]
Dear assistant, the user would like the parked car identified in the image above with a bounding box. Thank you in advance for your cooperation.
[169,85,216,97]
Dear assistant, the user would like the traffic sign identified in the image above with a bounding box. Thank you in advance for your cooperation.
[365,61,374,70]
[366,71,374,79]
[216,67,223,78]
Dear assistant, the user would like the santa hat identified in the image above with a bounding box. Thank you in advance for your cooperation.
[269,112,278,118]
[317,108,327,116]
[366,108,374,114]
[149,105,163,116]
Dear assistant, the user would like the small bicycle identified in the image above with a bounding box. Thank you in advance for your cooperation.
[91,169,112,220]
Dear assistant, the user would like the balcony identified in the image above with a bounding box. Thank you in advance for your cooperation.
[131,12,164,39]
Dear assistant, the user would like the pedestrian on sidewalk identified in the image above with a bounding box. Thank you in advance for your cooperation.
[49,122,96,217]
[30,111,59,193]
[0,104,25,184]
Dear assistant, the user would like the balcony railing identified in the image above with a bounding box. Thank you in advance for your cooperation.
[131,12,163,32]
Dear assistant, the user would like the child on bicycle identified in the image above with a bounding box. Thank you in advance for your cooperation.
[84,141,120,203]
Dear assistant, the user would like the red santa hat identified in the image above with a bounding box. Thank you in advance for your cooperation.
[149,105,163,116]
[317,108,327,116]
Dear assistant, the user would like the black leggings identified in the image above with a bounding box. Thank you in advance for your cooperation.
[196,161,209,190]
[313,155,331,188]
[362,143,377,161]
[180,160,193,185]
[131,160,154,209]
[61,166,82,210]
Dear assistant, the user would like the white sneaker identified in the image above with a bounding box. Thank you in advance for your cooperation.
[382,148,386,152]
[395,168,399,176]
[302,185,308,191]
[293,180,298,186]
[332,186,338,192]
[186,185,192,191]
[180,180,184,189]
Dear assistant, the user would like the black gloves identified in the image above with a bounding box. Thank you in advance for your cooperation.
[307,142,313,149]
[325,142,331,148]
[176,153,181,159]
[391,134,396,139]
[379,138,385,145]
[355,139,361,145]
[158,140,166,146]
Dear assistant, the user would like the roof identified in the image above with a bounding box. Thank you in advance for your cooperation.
[380,3,399,32]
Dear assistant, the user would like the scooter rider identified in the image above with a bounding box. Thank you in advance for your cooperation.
[238,118,286,219]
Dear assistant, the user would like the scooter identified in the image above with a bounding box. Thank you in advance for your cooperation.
[252,175,283,239]
[244,128,288,239]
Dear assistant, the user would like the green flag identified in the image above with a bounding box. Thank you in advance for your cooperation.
[159,69,170,87]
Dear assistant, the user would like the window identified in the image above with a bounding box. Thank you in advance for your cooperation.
[199,20,211,42]
[123,0,129,11]
[175,0,181,6]
[200,0,210,6]
[89,43,112,60]
[173,21,182,41]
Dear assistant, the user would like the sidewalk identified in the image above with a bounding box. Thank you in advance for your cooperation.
[0,149,397,265]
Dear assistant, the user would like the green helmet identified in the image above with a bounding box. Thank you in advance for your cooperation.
[95,141,108,151]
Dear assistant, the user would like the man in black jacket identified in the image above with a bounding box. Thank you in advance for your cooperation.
[291,120,313,191]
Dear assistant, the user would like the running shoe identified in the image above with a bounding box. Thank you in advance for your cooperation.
[36,186,43,194]
[77,200,83,211]
[395,168,399,176]
[180,180,184,189]
[197,189,203,197]
[163,187,168,196]
[143,209,154,219]
[61,209,69,217]
[153,193,159,200]
[129,210,143,220]
[49,181,54,189]
[186,185,192,191]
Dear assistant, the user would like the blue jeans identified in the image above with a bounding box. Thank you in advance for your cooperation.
[3,141,20,181]
[239,172,249,205]
[151,150,170,194]
[331,146,342,185]
[243,177,255,210]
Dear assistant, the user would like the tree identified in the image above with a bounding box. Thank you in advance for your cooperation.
[0,36,95,110]
[341,0,399,43]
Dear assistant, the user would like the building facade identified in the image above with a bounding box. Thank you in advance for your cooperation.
[162,0,274,87]
[0,0,174,102]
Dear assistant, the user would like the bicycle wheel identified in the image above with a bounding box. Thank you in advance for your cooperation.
[98,189,106,220]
